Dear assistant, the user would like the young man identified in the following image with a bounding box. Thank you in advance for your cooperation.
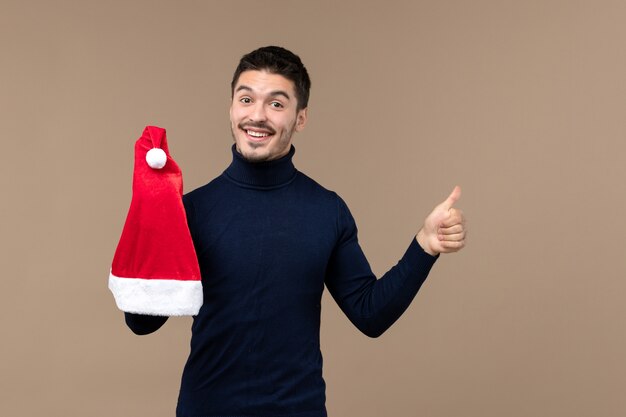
[125,46,466,417]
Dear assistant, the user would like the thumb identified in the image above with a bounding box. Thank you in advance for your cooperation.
[441,185,461,209]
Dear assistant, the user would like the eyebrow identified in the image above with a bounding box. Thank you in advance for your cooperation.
[235,85,291,100]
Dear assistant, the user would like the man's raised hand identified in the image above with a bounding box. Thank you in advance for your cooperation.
[416,186,466,256]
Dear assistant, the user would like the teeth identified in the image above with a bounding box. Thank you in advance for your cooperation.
[247,130,269,138]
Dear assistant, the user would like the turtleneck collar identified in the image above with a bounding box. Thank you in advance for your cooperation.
[223,144,298,189]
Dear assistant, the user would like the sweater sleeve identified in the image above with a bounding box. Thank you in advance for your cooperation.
[324,195,438,338]
[124,313,168,335]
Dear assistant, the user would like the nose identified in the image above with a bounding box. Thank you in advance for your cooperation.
[249,102,267,122]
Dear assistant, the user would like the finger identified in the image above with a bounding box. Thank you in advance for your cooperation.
[439,239,465,252]
[440,209,464,227]
[438,224,463,235]
[441,185,461,210]
[438,231,465,242]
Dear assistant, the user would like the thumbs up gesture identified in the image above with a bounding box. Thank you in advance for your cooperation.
[416,186,466,256]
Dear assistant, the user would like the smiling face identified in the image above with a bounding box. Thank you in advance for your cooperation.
[230,70,308,162]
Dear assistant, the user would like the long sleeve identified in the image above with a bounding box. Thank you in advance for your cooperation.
[324,196,438,338]
[124,312,168,335]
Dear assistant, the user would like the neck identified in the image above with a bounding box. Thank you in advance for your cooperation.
[223,144,297,189]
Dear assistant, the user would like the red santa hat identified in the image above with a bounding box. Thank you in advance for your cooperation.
[109,126,202,316]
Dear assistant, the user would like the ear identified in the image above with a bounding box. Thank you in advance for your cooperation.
[295,108,308,132]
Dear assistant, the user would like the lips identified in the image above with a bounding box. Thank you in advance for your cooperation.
[246,130,270,138]
[240,123,275,142]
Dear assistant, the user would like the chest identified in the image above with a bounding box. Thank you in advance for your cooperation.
[191,188,338,289]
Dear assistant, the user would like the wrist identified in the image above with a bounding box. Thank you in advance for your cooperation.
[416,228,439,257]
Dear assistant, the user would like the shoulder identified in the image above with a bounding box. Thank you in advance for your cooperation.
[292,171,353,223]
[294,170,339,198]
[292,170,349,209]
[183,175,228,204]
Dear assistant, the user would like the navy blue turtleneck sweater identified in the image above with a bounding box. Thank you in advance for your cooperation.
[125,145,438,417]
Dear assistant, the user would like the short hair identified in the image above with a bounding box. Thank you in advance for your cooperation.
[231,46,311,111]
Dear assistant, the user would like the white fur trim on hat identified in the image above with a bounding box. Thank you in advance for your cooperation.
[108,272,203,316]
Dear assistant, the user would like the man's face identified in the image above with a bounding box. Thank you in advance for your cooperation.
[230,70,307,162]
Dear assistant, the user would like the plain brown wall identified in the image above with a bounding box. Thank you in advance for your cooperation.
[1,1,625,416]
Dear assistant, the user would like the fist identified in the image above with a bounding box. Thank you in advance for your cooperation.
[416,186,466,256]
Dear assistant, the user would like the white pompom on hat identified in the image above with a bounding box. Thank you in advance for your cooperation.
[146,147,167,169]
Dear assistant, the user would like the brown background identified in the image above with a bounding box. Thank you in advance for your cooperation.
[1,1,625,416]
